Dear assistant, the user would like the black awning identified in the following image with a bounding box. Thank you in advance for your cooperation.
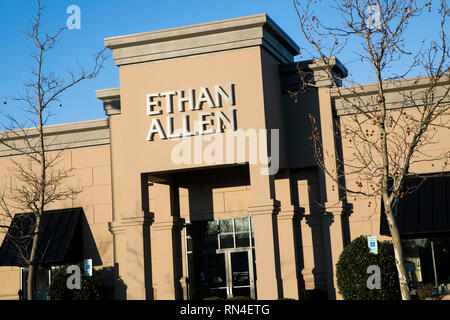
[380,176,450,237]
[0,207,82,267]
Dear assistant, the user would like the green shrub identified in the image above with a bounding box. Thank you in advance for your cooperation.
[48,265,74,300]
[48,264,113,300]
[336,235,401,300]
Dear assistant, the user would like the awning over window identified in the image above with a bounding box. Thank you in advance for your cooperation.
[0,208,82,267]
[380,176,450,237]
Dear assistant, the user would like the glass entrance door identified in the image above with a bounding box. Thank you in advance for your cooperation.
[206,252,228,298]
[185,217,256,300]
[229,250,253,298]
[205,248,255,299]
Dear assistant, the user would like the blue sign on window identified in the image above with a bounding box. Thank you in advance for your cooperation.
[367,236,378,255]
[84,259,93,276]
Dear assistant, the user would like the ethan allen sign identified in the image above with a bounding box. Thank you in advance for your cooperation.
[146,84,237,141]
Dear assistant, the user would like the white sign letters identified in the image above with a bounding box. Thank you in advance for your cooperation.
[146,84,237,141]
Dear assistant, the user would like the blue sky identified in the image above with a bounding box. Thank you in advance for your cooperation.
[0,0,444,126]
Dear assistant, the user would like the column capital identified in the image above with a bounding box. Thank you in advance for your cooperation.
[278,205,302,220]
[108,211,154,234]
[152,217,185,231]
[122,212,154,227]
[248,199,280,216]
[108,221,127,235]
[323,201,346,215]
[308,57,348,88]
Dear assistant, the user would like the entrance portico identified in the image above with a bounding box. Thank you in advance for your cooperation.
[96,14,341,300]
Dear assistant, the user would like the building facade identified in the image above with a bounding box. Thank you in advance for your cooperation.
[0,14,449,300]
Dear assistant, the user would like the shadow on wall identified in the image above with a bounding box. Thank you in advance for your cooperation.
[81,210,128,299]
[288,168,352,300]
[80,212,102,267]
[172,164,344,300]
[281,69,352,299]
[109,263,127,300]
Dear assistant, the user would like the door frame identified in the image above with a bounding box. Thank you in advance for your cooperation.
[209,247,256,299]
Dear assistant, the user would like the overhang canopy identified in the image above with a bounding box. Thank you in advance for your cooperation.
[0,208,83,267]
[380,176,450,237]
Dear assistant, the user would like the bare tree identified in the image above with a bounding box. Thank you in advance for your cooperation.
[292,0,449,300]
[0,0,106,300]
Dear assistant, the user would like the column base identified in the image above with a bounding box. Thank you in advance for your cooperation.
[248,199,283,299]
[108,212,154,300]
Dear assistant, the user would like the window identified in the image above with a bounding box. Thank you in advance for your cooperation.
[21,267,51,300]
[202,217,254,250]
[402,236,450,297]
[20,265,65,300]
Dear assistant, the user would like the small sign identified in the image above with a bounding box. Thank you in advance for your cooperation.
[367,236,378,255]
[84,259,92,277]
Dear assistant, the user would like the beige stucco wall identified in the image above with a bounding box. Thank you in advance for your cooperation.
[176,168,251,222]
[0,267,21,300]
[335,86,450,242]
[0,143,113,300]
[302,75,449,298]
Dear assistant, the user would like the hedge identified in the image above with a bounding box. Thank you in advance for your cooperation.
[48,264,114,300]
[336,235,401,300]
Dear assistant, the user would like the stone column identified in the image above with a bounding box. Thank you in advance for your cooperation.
[108,212,153,300]
[322,203,345,300]
[122,214,153,300]
[108,222,127,300]
[274,177,301,299]
[247,160,283,299]
[313,65,347,299]
[242,105,286,299]
[277,206,301,299]
[150,182,185,300]
[107,108,153,300]
[248,199,282,299]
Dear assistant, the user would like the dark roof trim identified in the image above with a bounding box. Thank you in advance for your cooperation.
[0,208,83,267]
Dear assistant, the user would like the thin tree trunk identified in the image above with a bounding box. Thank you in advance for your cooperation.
[30,100,47,299]
[27,75,46,299]
[27,215,40,300]
[385,205,411,300]
[375,62,411,300]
